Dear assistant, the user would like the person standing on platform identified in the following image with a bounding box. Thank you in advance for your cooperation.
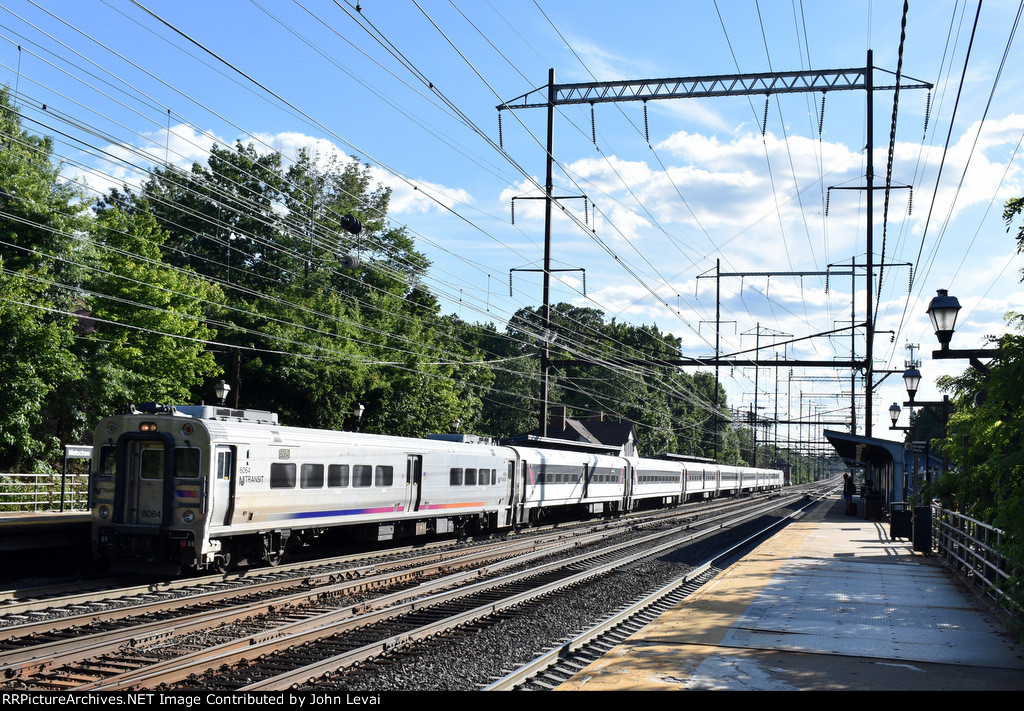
[843,473,857,515]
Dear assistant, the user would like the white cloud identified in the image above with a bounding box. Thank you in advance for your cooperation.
[64,123,225,198]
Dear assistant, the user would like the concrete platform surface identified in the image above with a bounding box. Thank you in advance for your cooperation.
[556,495,1024,691]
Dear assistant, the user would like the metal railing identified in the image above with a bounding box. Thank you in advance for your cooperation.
[931,505,1017,619]
[0,473,90,512]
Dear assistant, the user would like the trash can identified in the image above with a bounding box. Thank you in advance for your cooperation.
[889,502,912,540]
[912,506,932,554]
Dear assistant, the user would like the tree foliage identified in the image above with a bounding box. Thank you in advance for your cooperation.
[0,88,89,471]
[929,314,1024,619]
[476,303,734,458]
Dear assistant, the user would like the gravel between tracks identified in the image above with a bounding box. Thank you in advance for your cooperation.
[305,506,798,691]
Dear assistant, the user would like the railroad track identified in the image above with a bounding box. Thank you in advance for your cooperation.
[0,489,782,623]
[0,490,818,691]
[483,491,827,690]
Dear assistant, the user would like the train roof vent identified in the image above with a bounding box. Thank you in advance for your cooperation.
[499,434,622,454]
[147,404,279,424]
[653,452,718,464]
[426,433,496,445]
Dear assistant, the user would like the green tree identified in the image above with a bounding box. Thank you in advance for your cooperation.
[0,88,89,470]
[122,145,459,432]
[141,141,287,289]
[483,303,728,456]
[81,206,224,417]
[473,319,543,439]
[931,314,1024,620]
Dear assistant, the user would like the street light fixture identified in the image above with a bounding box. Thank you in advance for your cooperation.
[903,367,921,402]
[354,402,365,431]
[889,402,901,427]
[215,380,231,406]
[925,289,999,372]
[926,288,961,349]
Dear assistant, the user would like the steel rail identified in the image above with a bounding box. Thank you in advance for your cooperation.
[237,494,808,691]
[0,534,577,681]
[482,492,828,690]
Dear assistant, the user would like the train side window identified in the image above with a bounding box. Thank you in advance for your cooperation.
[217,451,231,480]
[353,465,373,488]
[450,467,463,485]
[301,463,324,488]
[375,465,393,487]
[328,464,349,487]
[175,448,201,478]
[270,462,296,489]
[465,468,477,486]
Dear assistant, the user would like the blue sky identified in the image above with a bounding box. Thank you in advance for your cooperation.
[2,0,1022,444]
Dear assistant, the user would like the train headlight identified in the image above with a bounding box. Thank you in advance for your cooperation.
[98,505,110,519]
[140,422,157,432]
[181,510,196,524]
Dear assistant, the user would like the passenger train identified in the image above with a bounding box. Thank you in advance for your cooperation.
[89,404,784,574]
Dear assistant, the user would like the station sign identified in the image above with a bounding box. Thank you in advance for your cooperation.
[64,444,92,459]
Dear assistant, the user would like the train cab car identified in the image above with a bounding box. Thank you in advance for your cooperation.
[90,404,251,574]
[91,404,512,574]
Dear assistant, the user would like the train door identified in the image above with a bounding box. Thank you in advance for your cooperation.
[622,463,634,511]
[210,446,235,526]
[126,441,166,526]
[518,459,530,525]
[507,459,521,526]
[405,454,422,513]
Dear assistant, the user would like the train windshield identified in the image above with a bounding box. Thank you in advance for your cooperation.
[98,445,116,476]
[175,447,201,478]
[139,444,164,480]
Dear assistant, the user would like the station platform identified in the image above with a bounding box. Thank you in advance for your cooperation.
[0,510,90,552]
[555,495,1024,691]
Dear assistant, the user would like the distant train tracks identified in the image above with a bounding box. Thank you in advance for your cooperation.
[0,489,817,691]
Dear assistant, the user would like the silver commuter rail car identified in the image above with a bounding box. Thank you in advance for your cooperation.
[90,404,783,574]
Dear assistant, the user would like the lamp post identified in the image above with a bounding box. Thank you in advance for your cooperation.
[903,367,921,402]
[900,363,949,489]
[926,289,1000,372]
[215,380,231,407]
[927,288,961,349]
[889,402,904,429]
[354,403,365,432]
